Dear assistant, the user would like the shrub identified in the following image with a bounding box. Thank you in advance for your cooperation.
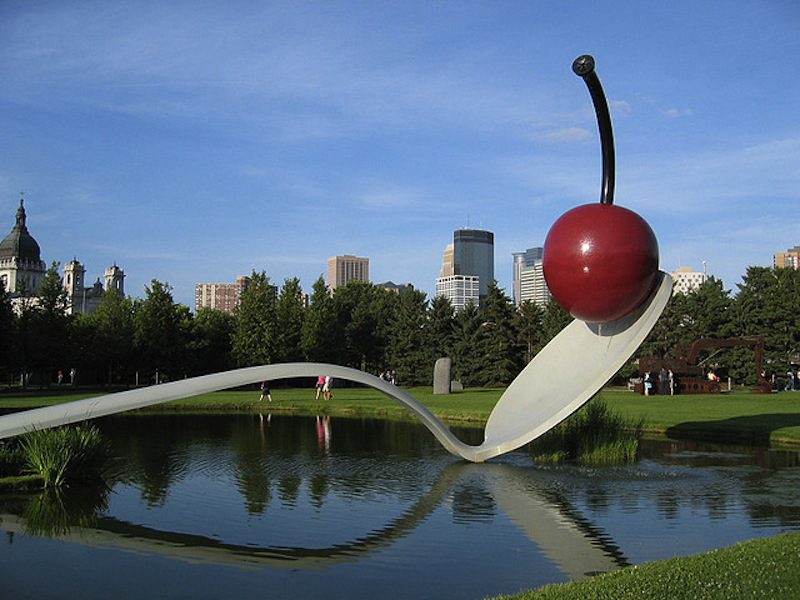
[20,424,110,488]
[531,400,644,464]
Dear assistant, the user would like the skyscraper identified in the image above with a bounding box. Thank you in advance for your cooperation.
[327,255,369,290]
[435,228,494,310]
[512,246,550,308]
[453,228,494,301]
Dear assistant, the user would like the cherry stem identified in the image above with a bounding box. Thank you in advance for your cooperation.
[572,55,615,206]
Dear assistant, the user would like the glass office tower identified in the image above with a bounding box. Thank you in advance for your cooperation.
[453,228,494,302]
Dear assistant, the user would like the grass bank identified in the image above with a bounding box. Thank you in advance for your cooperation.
[2,385,799,444]
[486,532,800,600]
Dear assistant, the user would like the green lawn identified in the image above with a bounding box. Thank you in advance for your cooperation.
[487,532,800,600]
[2,384,800,445]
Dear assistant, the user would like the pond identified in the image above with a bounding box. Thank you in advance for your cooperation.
[1,413,799,599]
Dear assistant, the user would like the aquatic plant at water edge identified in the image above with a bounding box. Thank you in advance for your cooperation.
[530,400,644,464]
[0,439,25,477]
[20,423,110,488]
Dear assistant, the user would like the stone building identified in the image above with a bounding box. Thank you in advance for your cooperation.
[63,259,125,315]
[0,198,46,296]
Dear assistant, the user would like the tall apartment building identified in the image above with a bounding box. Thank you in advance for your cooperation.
[327,255,369,290]
[195,275,249,315]
[670,266,708,295]
[774,246,800,269]
[512,246,550,308]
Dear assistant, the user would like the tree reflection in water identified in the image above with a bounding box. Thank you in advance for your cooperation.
[0,414,799,599]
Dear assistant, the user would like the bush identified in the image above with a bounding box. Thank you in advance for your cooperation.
[531,400,644,464]
[20,424,110,488]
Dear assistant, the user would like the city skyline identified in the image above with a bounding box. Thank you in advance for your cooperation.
[2,2,798,309]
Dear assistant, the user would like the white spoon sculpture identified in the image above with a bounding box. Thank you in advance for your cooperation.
[0,55,670,461]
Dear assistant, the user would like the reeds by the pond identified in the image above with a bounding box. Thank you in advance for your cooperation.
[530,400,644,464]
[18,424,110,488]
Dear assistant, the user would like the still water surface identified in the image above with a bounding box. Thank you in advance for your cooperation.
[1,413,799,599]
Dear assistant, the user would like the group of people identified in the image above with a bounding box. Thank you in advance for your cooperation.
[315,375,333,400]
[259,375,335,402]
[643,368,676,396]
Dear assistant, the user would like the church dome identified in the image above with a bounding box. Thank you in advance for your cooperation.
[0,199,42,262]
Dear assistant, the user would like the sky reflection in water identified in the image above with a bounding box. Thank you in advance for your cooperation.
[1,414,798,600]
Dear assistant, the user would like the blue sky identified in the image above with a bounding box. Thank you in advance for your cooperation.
[2,1,798,309]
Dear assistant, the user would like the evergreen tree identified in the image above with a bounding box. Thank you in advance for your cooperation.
[301,276,340,364]
[472,282,519,386]
[515,300,545,365]
[541,297,572,343]
[274,277,305,363]
[427,295,455,361]
[332,281,395,372]
[387,287,430,385]
[451,303,483,386]
[231,271,277,367]
[733,266,800,382]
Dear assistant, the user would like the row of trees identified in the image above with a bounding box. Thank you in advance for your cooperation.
[1,263,798,389]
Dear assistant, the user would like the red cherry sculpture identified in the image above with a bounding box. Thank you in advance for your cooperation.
[543,55,659,323]
[543,203,658,323]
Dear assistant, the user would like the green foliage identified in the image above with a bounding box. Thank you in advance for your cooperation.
[20,424,109,488]
[301,276,340,363]
[387,287,431,385]
[332,281,396,371]
[231,271,277,367]
[0,276,14,371]
[133,280,191,380]
[189,307,235,375]
[274,277,305,363]
[530,400,644,464]
[515,300,545,364]
[21,262,72,384]
[0,439,25,477]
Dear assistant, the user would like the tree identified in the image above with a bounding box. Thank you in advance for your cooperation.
[332,281,396,372]
[133,280,190,381]
[472,282,519,386]
[732,266,800,382]
[274,277,305,363]
[26,262,71,386]
[231,271,277,367]
[541,297,572,344]
[515,300,545,365]
[89,288,135,385]
[189,307,235,375]
[301,276,340,364]
[0,278,14,376]
[387,287,430,385]
[451,303,483,386]
[427,295,455,362]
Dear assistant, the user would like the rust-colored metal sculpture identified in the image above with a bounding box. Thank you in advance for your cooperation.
[637,336,769,394]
